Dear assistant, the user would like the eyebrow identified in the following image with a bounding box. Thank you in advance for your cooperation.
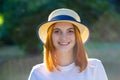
[68,28,74,30]
[53,28,60,31]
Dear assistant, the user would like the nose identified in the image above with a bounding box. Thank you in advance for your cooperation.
[60,33,68,41]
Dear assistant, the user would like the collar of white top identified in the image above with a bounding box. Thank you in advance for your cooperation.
[57,63,76,71]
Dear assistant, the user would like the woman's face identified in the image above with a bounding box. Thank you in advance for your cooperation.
[52,22,76,52]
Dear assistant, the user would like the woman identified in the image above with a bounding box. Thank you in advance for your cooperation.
[28,8,108,80]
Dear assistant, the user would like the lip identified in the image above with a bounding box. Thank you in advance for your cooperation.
[58,42,70,46]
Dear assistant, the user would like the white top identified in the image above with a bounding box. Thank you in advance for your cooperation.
[28,58,108,80]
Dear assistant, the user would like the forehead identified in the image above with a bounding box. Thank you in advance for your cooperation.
[54,22,74,29]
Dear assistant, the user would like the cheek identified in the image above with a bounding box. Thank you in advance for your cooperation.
[52,34,55,40]
[70,34,76,40]
[52,34,58,43]
[71,35,76,44]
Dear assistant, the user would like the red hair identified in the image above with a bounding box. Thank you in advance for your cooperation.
[44,24,88,72]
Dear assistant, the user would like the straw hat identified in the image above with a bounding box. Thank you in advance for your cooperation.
[38,8,89,43]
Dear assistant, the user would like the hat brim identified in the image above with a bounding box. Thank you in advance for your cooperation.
[38,20,89,43]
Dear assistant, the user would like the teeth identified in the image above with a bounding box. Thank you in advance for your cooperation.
[59,42,69,46]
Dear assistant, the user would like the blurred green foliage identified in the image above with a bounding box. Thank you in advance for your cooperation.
[0,0,119,54]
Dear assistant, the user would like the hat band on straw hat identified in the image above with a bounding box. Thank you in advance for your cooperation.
[50,15,77,22]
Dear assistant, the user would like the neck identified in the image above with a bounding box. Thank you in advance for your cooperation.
[55,50,74,66]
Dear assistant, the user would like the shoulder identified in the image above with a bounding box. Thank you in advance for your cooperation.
[87,59,108,80]
[28,63,46,80]
[88,58,101,63]
[87,58,103,68]
[85,58,105,74]
[31,63,46,73]
[32,63,45,69]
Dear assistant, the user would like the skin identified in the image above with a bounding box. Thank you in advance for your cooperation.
[52,22,76,66]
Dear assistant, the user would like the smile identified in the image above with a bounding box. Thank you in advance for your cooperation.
[58,42,70,46]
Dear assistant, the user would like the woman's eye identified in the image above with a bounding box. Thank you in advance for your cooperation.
[68,30,74,33]
[53,30,60,33]
[54,31,59,33]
